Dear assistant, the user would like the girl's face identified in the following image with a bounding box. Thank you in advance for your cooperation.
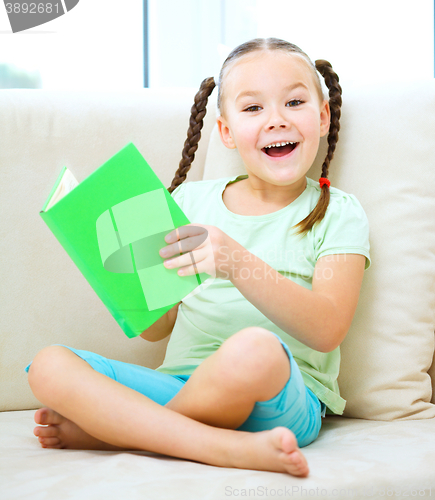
[217,50,330,197]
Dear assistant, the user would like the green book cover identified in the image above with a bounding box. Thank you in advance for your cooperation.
[40,142,208,338]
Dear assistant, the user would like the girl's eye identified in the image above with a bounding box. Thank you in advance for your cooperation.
[286,99,303,107]
[244,105,261,112]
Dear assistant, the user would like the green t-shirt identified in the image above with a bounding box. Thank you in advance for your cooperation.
[156,175,371,415]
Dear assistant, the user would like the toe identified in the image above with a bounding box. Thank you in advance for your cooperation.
[39,436,62,448]
[34,408,63,426]
[279,428,298,454]
[34,408,48,425]
[281,450,309,477]
[34,425,59,438]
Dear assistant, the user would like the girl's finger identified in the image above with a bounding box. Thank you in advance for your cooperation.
[161,231,208,258]
[163,250,197,269]
[165,225,208,244]
[164,248,207,274]
[178,252,201,276]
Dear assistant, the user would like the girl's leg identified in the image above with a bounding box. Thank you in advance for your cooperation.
[28,340,309,476]
[165,327,291,429]
[166,327,323,449]
[32,349,186,452]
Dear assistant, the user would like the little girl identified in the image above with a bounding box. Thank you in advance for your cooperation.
[27,38,370,478]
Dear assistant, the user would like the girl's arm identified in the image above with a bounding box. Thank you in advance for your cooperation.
[161,224,365,353]
[140,301,181,342]
[226,236,366,353]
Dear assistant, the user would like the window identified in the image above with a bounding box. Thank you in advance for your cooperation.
[0,0,143,89]
[0,0,433,89]
[255,0,434,85]
[147,0,434,88]
[148,0,257,88]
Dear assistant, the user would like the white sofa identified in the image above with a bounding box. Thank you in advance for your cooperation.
[1,80,435,499]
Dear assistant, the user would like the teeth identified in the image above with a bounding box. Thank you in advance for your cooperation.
[264,141,296,149]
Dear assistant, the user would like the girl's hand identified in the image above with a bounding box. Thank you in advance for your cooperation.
[159,224,232,280]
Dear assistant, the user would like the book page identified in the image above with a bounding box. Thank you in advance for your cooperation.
[45,168,79,211]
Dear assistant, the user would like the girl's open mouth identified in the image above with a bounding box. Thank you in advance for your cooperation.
[262,142,298,158]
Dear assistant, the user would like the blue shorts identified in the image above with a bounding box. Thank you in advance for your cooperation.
[25,332,326,448]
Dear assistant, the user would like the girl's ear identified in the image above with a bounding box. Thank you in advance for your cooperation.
[319,100,331,138]
[217,116,237,149]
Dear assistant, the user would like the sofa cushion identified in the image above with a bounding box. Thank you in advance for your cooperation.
[2,411,435,498]
[202,80,435,420]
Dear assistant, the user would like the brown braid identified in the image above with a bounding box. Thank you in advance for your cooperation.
[167,77,216,193]
[293,59,342,236]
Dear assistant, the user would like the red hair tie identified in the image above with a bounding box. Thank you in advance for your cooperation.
[319,177,331,189]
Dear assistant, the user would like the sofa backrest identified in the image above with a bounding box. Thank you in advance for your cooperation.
[1,83,434,419]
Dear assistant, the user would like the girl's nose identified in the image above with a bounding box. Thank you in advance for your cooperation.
[265,109,290,130]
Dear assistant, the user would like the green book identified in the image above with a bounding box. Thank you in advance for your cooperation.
[41,142,208,338]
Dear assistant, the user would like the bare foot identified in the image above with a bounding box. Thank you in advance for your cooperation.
[232,427,309,477]
[33,408,123,451]
[34,409,309,476]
